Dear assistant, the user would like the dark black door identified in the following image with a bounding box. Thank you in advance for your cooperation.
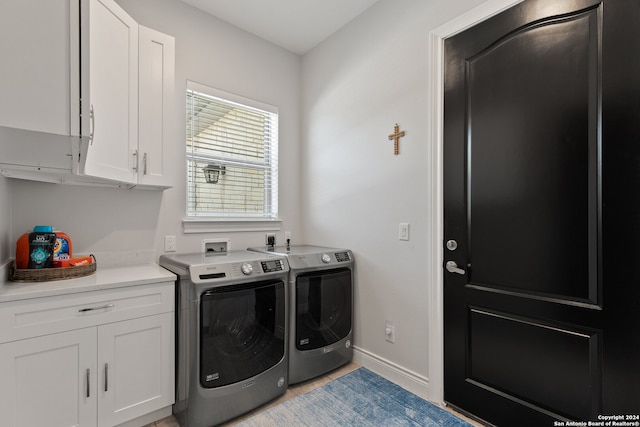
[443,0,640,424]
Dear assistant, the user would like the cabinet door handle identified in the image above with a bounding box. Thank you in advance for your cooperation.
[143,152,148,175]
[78,303,114,313]
[104,363,109,392]
[89,104,95,145]
[132,150,138,172]
[86,368,90,398]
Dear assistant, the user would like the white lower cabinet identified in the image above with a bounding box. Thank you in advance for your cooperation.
[97,313,174,427]
[0,282,175,427]
[0,328,97,427]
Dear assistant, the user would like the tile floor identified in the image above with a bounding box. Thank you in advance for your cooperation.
[144,362,482,427]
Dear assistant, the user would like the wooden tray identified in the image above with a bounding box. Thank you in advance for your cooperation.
[9,255,96,282]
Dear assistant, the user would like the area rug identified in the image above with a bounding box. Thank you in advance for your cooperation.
[236,368,473,426]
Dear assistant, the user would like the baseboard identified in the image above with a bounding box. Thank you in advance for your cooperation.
[115,406,172,427]
[352,346,433,403]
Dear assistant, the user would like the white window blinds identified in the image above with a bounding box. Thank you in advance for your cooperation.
[186,82,278,219]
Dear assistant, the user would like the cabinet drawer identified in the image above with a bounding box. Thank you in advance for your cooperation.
[0,282,174,344]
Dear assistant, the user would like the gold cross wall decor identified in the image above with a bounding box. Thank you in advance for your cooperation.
[388,123,405,155]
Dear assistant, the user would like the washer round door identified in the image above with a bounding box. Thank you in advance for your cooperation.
[199,279,286,388]
[295,268,352,351]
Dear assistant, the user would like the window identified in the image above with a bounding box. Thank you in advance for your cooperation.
[186,81,278,220]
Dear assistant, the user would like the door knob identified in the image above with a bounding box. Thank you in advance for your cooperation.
[446,261,465,275]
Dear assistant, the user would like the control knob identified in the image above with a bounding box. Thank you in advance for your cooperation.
[321,253,331,264]
[241,263,253,275]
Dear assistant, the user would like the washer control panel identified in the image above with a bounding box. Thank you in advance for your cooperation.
[261,259,286,273]
[189,257,287,283]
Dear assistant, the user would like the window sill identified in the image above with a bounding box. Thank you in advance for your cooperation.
[182,217,282,234]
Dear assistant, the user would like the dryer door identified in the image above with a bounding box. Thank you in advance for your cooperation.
[295,268,352,351]
[199,280,285,388]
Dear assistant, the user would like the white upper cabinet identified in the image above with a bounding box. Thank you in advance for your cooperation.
[0,0,74,135]
[80,0,139,185]
[0,0,174,189]
[137,26,175,188]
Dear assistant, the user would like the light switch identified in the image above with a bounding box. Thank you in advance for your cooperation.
[399,223,410,241]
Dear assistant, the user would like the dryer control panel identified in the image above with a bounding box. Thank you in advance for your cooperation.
[286,250,354,269]
[335,251,351,262]
[247,245,354,270]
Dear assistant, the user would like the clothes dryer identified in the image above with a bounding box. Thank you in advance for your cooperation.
[160,251,289,427]
[248,245,354,384]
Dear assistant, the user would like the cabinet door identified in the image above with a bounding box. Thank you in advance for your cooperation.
[0,0,74,135]
[138,26,175,187]
[81,0,138,184]
[0,328,97,427]
[97,313,174,427]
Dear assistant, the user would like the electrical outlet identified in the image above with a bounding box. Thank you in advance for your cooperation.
[164,235,177,252]
[385,321,395,343]
[265,233,276,247]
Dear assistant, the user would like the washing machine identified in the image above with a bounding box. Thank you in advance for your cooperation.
[159,250,289,427]
[248,244,354,384]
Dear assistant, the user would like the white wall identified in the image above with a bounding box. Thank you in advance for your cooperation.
[117,0,303,254]
[7,0,302,263]
[0,176,11,264]
[301,0,486,396]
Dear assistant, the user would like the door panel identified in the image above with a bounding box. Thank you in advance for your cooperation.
[83,0,138,184]
[444,0,640,424]
[0,329,97,427]
[98,313,175,427]
[469,308,598,421]
[468,10,599,303]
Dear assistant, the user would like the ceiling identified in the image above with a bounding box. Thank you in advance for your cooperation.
[180,0,380,55]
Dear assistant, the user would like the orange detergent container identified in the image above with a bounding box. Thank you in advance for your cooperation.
[16,229,74,269]
[15,226,57,269]
[15,233,29,269]
[52,231,73,267]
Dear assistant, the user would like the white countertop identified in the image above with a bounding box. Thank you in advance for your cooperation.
[0,262,176,303]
